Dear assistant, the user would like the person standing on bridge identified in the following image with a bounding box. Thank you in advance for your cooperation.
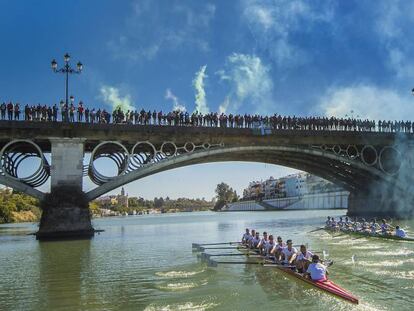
[14,103,20,120]
[77,101,84,122]
[7,102,13,120]
[1,102,6,120]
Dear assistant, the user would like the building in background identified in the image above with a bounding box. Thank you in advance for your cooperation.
[242,173,342,200]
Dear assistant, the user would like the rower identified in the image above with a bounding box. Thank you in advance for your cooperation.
[395,226,407,238]
[257,231,269,253]
[337,217,344,228]
[370,219,379,234]
[247,229,256,248]
[271,236,286,260]
[352,218,361,232]
[380,219,393,235]
[251,232,261,248]
[325,216,331,227]
[242,228,251,244]
[330,217,337,229]
[264,234,276,258]
[306,254,329,282]
[360,218,369,232]
[295,244,313,273]
[281,239,298,266]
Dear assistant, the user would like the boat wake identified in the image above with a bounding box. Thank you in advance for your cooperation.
[157,281,199,291]
[155,269,206,278]
[144,301,219,311]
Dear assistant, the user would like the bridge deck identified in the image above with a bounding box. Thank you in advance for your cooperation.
[0,120,410,152]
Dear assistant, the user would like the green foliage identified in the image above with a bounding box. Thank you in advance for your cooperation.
[0,188,40,223]
[214,182,239,210]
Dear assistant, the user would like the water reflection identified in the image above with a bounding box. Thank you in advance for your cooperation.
[37,240,91,310]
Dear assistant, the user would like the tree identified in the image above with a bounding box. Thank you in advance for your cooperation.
[214,182,238,211]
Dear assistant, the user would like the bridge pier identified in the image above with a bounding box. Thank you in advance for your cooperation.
[36,138,94,240]
[347,190,414,219]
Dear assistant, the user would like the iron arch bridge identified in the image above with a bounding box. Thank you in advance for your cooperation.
[0,137,411,208]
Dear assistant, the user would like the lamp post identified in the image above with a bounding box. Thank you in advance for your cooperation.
[51,53,83,107]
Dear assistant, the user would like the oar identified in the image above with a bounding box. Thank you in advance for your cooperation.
[207,258,267,267]
[200,246,241,251]
[192,242,239,248]
[308,227,325,233]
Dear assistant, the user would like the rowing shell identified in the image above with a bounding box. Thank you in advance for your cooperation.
[323,227,414,242]
[237,244,359,304]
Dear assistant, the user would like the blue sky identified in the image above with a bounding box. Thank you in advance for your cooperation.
[2,0,414,199]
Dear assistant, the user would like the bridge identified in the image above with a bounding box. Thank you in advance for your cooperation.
[1,120,414,239]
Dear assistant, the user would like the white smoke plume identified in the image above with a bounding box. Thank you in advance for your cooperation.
[192,65,209,114]
[165,88,186,112]
[219,96,230,114]
[217,53,273,114]
[100,85,135,112]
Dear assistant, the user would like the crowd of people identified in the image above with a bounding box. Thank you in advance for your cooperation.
[1,100,413,133]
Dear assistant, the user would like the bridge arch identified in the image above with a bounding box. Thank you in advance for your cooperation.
[85,145,396,201]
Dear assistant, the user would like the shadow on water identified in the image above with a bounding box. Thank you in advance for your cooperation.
[35,239,91,311]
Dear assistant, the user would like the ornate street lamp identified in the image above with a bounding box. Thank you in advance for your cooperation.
[51,53,83,107]
[412,88,414,96]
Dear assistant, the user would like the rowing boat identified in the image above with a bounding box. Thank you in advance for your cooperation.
[236,244,359,304]
[323,226,414,242]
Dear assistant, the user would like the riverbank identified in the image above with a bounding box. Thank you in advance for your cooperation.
[0,188,41,224]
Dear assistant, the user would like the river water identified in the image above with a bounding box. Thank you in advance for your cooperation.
[1,210,414,311]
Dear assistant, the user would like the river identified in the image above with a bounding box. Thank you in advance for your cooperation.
[0,210,413,311]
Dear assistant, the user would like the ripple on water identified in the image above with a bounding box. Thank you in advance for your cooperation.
[157,282,200,291]
[357,258,414,268]
[143,301,219,311]
[155,269,206,278]
[371,249,414,256]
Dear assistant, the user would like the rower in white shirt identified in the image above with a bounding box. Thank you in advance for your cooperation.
[380,219,393,235]
[242,228,251,244]
[306,254,328,282]
[271,236,286,261]
[325,216,332,227]
[295,244,313,273]
[257,231,269,253]
[251,232,261,248]
[246,229,256,247]
[395,226,407,238]
[264,234,276,257]
[370,219,379,234]
[281,239,298,265]
[337,217,344,228]
[352,218,361,232]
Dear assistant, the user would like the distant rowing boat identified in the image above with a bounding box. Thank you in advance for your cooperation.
[236,244,359,304]
[323,227,414,242]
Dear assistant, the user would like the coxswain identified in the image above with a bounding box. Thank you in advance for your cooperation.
[281,239,298,265]
[325,216,332,227]
[306,254,329,282]
[242,228,251,244]
[395,226,407,238]
[295,244,313,273]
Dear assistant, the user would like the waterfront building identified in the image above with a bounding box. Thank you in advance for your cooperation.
[242,173,342,200]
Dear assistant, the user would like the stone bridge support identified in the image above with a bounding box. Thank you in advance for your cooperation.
[36,138,94,240]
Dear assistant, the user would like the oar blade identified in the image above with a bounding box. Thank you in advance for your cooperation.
[207,259,218,267]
